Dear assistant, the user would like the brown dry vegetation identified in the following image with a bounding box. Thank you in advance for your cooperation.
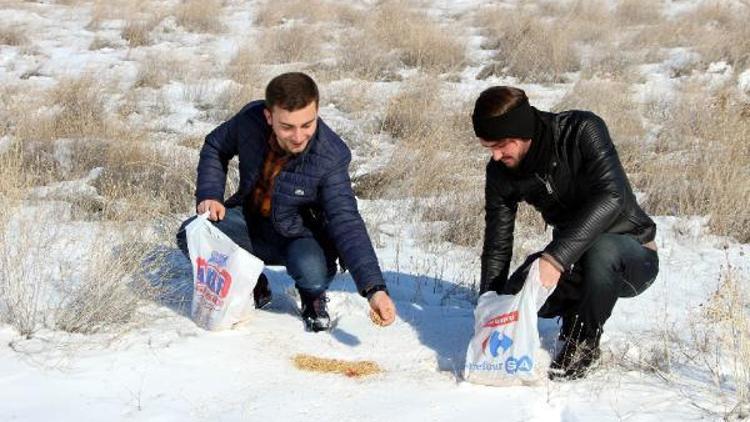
[554,79,646,168]
[259,24,323,64]
[624,1,750,70]
[254,0,362,27]
[0,26,28,46]
[476,5,583,82]
[614,0,663,26]
[12,75,111,143]
[640,82,750,241]
[122,20,154,47]
[333,1,465,79]
[3,75,195,222]
[174,0,225,33]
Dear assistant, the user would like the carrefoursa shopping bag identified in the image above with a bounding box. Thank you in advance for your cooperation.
[464,259,556,386]
[185,213,264,330]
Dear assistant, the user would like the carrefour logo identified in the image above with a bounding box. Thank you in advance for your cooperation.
[482,331,513,357]
[195,251,233,308]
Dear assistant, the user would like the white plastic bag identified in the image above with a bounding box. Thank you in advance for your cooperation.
[185,213,264,330]
[464,259,556,386]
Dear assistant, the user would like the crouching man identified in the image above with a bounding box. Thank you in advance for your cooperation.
[474,86,659,379]
[177,72,396,332]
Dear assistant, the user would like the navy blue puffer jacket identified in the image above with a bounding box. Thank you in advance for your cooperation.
[195,100,385,296]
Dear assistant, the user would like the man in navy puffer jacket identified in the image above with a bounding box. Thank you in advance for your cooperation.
[177,72,396,332]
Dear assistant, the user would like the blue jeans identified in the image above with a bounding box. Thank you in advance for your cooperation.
[176,206,336,298]
[508,233,659,339]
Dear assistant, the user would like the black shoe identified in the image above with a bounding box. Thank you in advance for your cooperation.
[300,292,331,332]
[548,336,601,380]
[253,273,272,309]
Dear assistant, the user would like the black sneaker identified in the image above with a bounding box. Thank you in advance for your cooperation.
[253,273,272,309]
[548,336,601,380]
[300,293,331,332]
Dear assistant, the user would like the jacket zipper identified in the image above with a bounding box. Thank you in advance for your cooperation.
[535,173,566,209]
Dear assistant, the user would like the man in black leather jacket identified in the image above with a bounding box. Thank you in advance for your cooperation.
[474,86,659,380]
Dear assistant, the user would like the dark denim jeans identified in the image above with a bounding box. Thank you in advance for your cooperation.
[176,206,336,298]
[507,233,659,340]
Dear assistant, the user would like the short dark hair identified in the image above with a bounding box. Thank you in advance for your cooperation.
[473,86,528,118]
[265,72,319,111]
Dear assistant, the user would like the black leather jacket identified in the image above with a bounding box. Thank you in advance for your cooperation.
[480,110,656,294]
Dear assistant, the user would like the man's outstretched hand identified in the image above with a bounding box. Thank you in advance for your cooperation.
[369,291,396,326]
[197,199,226,221]
[539,256,562,288]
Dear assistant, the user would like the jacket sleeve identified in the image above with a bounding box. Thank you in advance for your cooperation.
[319,153,386,297]
[480,164,518,294]
[544,114,628,269]
[195,116,240,204]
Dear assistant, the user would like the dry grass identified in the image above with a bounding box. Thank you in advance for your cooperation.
[54,237,164,334]
[336,31,401,81]
[122,20,154,47]
[88,143,196,221]
[614,0,663,26]
[213,82,265,122]
[475,6,580,83]
[292,354,382,377]
[624,1,750,69]
[639,82,750,241]
[0,26,28,46]
[134,53,176,88]
[12,75,110,143]
[174,0,225,33]
[331,1,464,79]
[0,140,29,208]
[370,1,466,74]
[687,2,750,69]
[10,136,195,222]
[89,35,121,50]
[0,210,53,338]
[5,75,194,222]
[0,215,164,337]
[221,45,265,118]
[227,44,263,86]
[352,77,493,248]
[700,258,750,406]
[89,0,151,30]
[254,0,362,27]
[259,24,322,64]
[553,79,646,169]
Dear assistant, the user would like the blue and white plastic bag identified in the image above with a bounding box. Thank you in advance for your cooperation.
[185,213,264,330]
[464,259,556,386]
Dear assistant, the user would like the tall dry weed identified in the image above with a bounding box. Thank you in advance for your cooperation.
[259,24,322,64]
[476,7,580,83]
[0,26,28,46]
[254,0,361,27]
[54,236,164,334]
[554,79,646,170]
[641,83,750,241]
[0,215,164,337]
[334,1,464,79]
[175,0,225,33]
[13,75,111,143]
[614,0,663,26]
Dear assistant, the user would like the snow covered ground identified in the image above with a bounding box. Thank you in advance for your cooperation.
[1,210,748,421]
[1,0,749,421]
